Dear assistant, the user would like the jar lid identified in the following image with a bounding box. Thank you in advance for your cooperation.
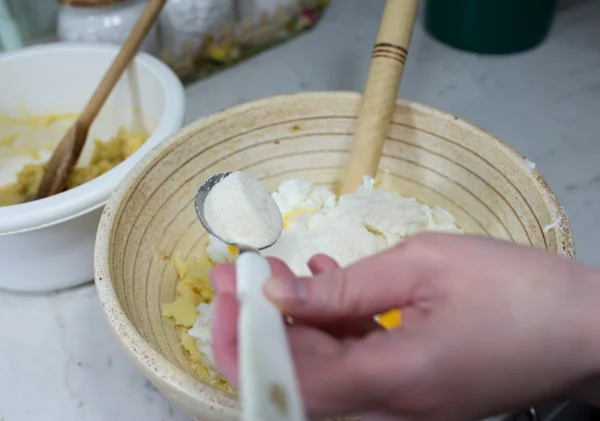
[56,0,127,6]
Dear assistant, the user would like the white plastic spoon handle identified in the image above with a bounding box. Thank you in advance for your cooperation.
[236,251,306,421]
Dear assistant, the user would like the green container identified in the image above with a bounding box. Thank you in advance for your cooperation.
[425,0,557,54]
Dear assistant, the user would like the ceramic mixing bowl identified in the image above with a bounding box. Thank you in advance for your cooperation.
[95,92,574,421]
[0,42,185,292]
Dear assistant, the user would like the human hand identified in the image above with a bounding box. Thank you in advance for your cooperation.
[210,232,600,421]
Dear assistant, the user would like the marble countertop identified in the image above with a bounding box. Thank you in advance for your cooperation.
[2,0,600,420]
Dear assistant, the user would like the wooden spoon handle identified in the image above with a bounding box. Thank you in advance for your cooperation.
[340,0,419,195]
[78,0,166,129]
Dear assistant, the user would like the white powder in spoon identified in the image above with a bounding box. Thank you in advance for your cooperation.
[203,171,283,249]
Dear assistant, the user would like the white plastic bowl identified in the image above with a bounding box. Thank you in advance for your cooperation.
[0,43,185,292]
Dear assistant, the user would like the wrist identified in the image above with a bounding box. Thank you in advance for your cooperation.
[569,265,600,406]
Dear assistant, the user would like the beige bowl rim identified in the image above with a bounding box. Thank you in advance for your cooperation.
[94,91,575,413]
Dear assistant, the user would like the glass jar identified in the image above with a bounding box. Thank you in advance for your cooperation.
[157,0,329,83]
[159,0,235,59]
[57,0,159,55]
[237,0,303,25]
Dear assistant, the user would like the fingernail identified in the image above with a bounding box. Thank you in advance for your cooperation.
[264,277,308,305]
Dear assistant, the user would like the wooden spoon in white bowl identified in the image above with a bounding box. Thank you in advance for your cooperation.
[33,0,166,200]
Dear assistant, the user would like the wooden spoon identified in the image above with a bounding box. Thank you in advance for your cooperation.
[33,0,166,200]
[340,0,419,195]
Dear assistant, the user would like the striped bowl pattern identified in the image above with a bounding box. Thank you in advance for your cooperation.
[94,92,574,421]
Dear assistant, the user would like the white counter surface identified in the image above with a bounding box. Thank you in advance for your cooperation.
[2,1,600,420]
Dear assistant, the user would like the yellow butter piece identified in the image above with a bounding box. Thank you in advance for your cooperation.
[282,208,314,230]
[226,245,239,256]
[378,309,402,330]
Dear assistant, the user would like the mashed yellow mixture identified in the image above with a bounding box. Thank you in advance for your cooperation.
[0,118,147,207]
[162,252,234,392]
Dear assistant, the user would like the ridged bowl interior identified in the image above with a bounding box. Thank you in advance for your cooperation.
[95,92,574,421]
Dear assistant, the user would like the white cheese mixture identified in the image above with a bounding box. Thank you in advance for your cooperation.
[187,302,218,378]
[206,177,462,275]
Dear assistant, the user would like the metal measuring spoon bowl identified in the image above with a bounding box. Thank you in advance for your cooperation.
[194,171,282,253]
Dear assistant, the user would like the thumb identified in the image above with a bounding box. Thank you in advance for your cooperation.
[263,242,426,321]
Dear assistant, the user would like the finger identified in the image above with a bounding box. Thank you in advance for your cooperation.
[307,254,340,274]
[319,318,384,339]
[363,412,410,421]
[264,240,430,321]
[213,298,404,414]
[267,256,296,279]
[292,328,408,414]
[306,254,383,337]
[210,264,235,293]
[210,257,295,294]
[211,292,239,385]
[287,324,343,358]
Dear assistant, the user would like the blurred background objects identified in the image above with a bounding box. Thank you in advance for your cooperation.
[0,0,594,81]
[0,0,329,84]
[424,0,557,54]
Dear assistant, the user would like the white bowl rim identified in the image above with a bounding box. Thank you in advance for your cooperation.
[95,91,575,411]
[0,42,186,235]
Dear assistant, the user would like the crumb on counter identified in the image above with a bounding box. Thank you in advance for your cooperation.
[543,217,563,233]
[523,158,536,170]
